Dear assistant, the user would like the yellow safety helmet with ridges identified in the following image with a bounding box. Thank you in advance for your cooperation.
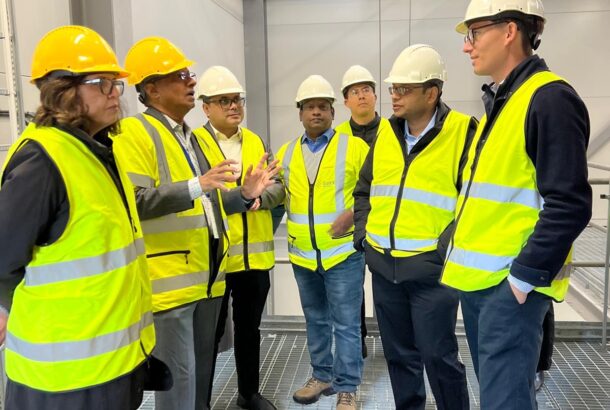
[30,25,128,83]
[124,37,194,86]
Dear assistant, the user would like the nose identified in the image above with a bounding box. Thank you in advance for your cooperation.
[463,40,473,54]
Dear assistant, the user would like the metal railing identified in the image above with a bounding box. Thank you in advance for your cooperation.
[587,162,610,348]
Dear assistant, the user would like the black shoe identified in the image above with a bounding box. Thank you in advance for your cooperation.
[237,393,277,410]
[362,339,368,359]
[535,371,545,391]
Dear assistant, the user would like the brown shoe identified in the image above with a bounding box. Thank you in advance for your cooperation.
[336,392,356,410]
[292,377,335,404]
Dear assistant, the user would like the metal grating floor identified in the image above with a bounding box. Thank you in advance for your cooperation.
[138,333,610,410]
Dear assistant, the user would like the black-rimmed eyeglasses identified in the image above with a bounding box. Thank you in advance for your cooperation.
[207,96,246,109]
[81,78,125,96]
[464,20,508,45]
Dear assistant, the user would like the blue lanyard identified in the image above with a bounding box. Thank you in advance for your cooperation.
[176,132,198,176]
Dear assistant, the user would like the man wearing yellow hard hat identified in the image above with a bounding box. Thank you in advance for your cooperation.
[193,65,282,410]
[442,0,592,408]
[0,25,155,409]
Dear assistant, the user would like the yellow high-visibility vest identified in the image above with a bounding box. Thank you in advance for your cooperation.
[114,113,228,312]
[276,132,368,271]
[442,71,572,301]
[2,124,155,392]
[193,126,274,273]
[366,110,471,258]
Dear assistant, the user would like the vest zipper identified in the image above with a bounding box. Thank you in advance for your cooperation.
[242,212,250,270]
[308,183,322,269]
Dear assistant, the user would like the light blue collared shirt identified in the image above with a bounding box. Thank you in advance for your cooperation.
[404,110,437,154]
[302,128,335,153]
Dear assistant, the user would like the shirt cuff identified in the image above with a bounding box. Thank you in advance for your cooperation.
[507,274,535,294]
[188,177,203,200]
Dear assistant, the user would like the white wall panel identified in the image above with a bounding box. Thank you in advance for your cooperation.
[267,0,380,25]
[539,11,610,98]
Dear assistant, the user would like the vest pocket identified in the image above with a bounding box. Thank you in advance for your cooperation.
[331,230,354,240]
[147,250,191,264]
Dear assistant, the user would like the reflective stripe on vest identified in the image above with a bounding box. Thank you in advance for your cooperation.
[25,238,145,286]
[466,182,543,210]
[7,311,153,362]
[371,185,457,212]
[442,71,571,301]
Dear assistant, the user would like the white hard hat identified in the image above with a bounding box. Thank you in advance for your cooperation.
[197,65,244,99]
[341,65,376,94]
[295,75,335,107]
[384,44,447,84]
[456,0,545,34]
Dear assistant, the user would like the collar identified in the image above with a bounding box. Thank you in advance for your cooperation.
[302,128,334,145]
[349,113,381,132]
[163,114,191,135]
[210,123,242,142]
[404,109,438,139]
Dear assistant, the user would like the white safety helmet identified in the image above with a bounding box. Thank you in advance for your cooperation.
[456,0,545,34]
[295,75,335,107]
[197,65,244,99]
[341,65,376,95]
[384,44,447,85]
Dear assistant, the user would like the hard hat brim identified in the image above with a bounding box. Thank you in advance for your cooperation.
[128,59,195,86]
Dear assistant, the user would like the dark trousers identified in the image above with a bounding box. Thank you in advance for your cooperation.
[215,269,271,399]
[372,272,469,410]
[537,303,555,372]
[460,279,551,410]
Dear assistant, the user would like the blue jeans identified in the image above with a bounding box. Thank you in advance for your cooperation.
[460,279,551,410]
[292,252,365,393]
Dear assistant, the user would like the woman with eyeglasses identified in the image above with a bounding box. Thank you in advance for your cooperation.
[0,25,157,409]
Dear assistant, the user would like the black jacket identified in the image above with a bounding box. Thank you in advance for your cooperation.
[475,55,592,286]
[353,101,477,283]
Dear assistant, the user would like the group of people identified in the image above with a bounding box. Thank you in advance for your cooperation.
[0,0,592,410]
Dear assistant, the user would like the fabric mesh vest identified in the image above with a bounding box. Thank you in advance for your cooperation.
[277,132,368,271]
[334,117,392,143]
[366,110,471,257]
[116,114,227,312]
[442,71,572,301]
[193,126,275,273]
[2,124,155,392]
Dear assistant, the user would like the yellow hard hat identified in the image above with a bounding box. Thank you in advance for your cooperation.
[30,25,128,83]
[295,75,335,107]
[341,65,376,94]
[384,44,447,84]
[456,0,545,34]
[197,66,244,99]
[124,37,194,86]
